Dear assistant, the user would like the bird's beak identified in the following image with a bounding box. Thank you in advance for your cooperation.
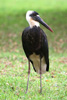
[35,15,53,32]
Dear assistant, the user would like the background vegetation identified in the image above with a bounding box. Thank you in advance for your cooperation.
[0,0,67,100]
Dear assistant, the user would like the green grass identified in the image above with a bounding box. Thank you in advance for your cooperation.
[0,52,67,100]
[0,0,67,14]
[0,0,67,100]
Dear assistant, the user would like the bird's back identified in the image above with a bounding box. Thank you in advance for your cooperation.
[22,26,49,74]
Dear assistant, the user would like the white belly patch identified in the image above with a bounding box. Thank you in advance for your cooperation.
[29,53,47,74]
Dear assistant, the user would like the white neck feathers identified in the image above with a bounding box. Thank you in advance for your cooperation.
[28,18,40,28]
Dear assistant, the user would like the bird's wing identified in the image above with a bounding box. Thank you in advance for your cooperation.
[22,27,29,58]
[22,27,32,59]
[41,30,49,71]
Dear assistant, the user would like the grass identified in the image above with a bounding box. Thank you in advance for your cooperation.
[0,0,67,13]
[0,52,67,100]
[0,0,67,100]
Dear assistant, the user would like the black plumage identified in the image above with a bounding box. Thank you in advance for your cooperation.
[22,26,49,72]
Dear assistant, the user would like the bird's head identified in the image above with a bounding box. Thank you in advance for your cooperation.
[26,10,53,32]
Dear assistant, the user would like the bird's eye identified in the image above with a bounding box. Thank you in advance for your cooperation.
[33,13,37,16]
[30,11,39,17]
[30,13,37,16]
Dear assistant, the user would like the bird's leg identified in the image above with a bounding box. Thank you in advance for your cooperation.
[25,60,30,94]
[40,57,42,93]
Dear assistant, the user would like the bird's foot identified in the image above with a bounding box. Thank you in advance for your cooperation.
[40,88,42,94]
[25,90,28,94]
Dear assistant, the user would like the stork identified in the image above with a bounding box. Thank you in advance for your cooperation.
[22,10,53,93]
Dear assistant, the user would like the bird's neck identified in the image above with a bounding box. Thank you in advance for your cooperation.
[28,18,40,28]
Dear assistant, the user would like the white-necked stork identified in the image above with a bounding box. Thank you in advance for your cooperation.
[22,10,53,93]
